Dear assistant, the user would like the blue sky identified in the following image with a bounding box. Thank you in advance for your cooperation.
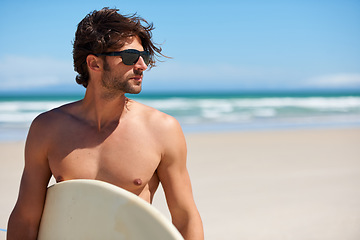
[0,0,359,94]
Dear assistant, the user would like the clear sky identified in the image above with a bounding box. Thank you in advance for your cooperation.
[0,0,359,94]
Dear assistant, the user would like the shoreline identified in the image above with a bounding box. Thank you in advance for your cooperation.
[2,122,360,143]
[1,127,360,239]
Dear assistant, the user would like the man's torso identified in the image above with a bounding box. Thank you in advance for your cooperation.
[42,100,165,203]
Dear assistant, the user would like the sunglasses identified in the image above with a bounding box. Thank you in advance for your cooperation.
[96,49,151,66]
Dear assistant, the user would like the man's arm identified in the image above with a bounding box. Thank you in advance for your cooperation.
[156,116,204,240]
[7,114,52,240]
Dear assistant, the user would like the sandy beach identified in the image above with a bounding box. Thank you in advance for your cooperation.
[1,127,360,239]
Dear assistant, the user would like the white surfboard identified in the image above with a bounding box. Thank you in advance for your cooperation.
[38,179,184,240]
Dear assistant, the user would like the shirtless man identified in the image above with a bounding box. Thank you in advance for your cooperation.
[7,8,203,240]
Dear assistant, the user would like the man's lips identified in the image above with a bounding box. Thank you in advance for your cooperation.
[131,75,142,81]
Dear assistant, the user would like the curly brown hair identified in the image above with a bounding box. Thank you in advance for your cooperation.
[73,7,163,88]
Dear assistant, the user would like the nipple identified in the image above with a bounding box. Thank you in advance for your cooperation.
[56,175,64,182]
[133,178,142,186]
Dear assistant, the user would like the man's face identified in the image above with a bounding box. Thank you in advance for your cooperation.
[101,36,148,94]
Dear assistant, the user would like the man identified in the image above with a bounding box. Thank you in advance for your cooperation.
[7,8,204,240]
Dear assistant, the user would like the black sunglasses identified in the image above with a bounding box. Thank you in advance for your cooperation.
[96,49,150,66]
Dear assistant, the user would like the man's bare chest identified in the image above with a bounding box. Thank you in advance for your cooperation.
[47,128,161,193]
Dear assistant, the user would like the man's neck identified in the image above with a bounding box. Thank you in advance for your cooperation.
[81,88,128,131]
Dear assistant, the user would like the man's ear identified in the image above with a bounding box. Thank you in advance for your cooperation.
[86,55,102,72]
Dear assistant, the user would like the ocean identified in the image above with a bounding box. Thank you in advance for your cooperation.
[1,91,360,141]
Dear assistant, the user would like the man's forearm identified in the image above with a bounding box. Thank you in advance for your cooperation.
[7,212,40,240]
[176,213,204,240]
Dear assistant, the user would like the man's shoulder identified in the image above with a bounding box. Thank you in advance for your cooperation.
[130,100,182,135]
[31,101,80,130]
[26,102,75,146]
[129,99,181,131]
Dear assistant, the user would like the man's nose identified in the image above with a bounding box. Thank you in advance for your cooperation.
[134,56,148,71]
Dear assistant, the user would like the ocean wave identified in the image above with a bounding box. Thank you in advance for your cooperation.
[0,96,359,134]
[139,97,360,111]
[0,101,68,112]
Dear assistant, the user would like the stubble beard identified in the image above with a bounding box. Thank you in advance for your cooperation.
[101,61,142,95]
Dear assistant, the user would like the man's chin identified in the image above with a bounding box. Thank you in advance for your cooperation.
[126,86,142,95]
